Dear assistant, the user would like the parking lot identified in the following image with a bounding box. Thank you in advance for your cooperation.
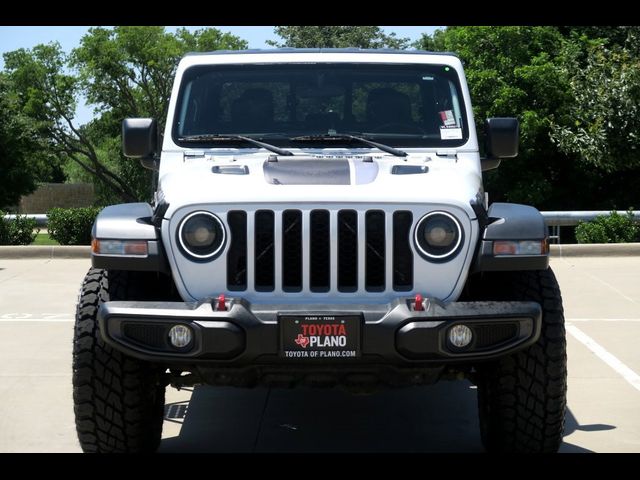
[0,256,639,452]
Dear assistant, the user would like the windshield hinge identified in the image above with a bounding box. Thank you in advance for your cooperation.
[435,149,458,158]
[183,151,206,160]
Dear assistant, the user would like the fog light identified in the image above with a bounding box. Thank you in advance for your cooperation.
[448,324,473,348]
[169,325,193,348]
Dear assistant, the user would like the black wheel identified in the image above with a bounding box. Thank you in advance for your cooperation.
[472,268,567,453]
[72,268,167,453]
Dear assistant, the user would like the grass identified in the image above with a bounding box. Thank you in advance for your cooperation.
[32,232,59,246]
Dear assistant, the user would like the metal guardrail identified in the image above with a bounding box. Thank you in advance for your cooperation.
[542,211,640,243]
[3,214,49,228]
[4,211,639,243]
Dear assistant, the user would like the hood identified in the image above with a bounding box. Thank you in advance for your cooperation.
[158,151,482,217]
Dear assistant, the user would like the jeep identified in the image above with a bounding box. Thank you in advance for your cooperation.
[72,49,567,453]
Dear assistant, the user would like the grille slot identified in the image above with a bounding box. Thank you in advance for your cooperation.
[227,211,247,290]
[393,211,413,291]
[310,210,330,292]
[282,210,302,292]
[254,210,275,291]
[365,210,385,291]
[338,210,358,292]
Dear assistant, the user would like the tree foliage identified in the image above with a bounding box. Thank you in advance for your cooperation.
[551,29,640,172]
[268,26,409,49]
[0,74,39,208]
[2,27,247,204]
[0,73,63,209]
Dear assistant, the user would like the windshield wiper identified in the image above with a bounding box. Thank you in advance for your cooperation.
[178,134,294,156]
[291,133,407,157]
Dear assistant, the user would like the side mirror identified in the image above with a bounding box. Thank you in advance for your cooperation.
[481,117,519,171]
[122,118,158,168]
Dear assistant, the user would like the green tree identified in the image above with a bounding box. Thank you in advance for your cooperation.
[2,27,247,204]
[0,74,37,208]
[268,26,409,49]
[0,73,63,209]
[551,28,640,172]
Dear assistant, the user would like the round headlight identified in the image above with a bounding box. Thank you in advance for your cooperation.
[178,211,225,259]
[415,212,462,260]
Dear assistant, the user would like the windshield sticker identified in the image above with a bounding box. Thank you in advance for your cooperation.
[439,110,457,128]
[440,127,463,140]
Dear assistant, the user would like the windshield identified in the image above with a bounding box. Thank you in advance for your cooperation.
[173,63,469,148]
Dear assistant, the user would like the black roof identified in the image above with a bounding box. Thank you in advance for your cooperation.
[183,48,459,58]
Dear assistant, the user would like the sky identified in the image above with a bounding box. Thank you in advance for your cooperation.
[0,26,440,125]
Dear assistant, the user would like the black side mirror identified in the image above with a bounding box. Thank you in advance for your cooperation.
[122,118,158,163]
[482,117,519,171]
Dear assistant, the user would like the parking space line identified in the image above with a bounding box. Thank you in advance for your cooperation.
[0,314,73,322]
[567,324,640,392]
[568,318,640,322]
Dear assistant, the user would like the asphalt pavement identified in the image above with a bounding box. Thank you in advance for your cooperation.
[0,256,639,452]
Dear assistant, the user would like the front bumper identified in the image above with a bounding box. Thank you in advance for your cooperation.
[97,297,541,365]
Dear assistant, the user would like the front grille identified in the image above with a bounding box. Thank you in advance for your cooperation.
[226,209,415,293]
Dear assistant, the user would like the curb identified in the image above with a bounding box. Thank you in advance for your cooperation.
[0,246,91,259]
[2,243,639,260]
[550,243,640,257]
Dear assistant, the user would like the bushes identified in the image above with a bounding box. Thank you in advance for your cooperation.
[0,210,39,245]
[575,210,640,244]
[47,207,101,245]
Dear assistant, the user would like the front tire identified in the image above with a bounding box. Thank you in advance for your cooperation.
[72,269,166,453]
[473,268,567,453]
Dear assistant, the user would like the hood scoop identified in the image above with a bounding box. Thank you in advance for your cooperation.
[212,165,249,175]
[391,165,429,175]
[264,156,349,185]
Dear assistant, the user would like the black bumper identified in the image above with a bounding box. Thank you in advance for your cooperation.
[97,297,541,366]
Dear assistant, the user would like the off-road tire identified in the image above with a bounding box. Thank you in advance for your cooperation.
[473,268,567,453]
[72,268,166,453]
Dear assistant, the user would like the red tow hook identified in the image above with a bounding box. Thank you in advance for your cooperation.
[217,294,227,311]
[414,293,424,311]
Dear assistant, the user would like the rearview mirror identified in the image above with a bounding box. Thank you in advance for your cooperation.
[481,117,519,171]
[122,118,158,160]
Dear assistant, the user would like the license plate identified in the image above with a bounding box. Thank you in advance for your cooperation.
[280,314,361,359]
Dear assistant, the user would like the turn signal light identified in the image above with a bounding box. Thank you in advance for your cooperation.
[493,240,548,256]
[92,239,148,256]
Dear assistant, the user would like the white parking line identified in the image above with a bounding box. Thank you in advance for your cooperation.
[568,318,640,322]
[567,324,640,392]
[0,314,73,322]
